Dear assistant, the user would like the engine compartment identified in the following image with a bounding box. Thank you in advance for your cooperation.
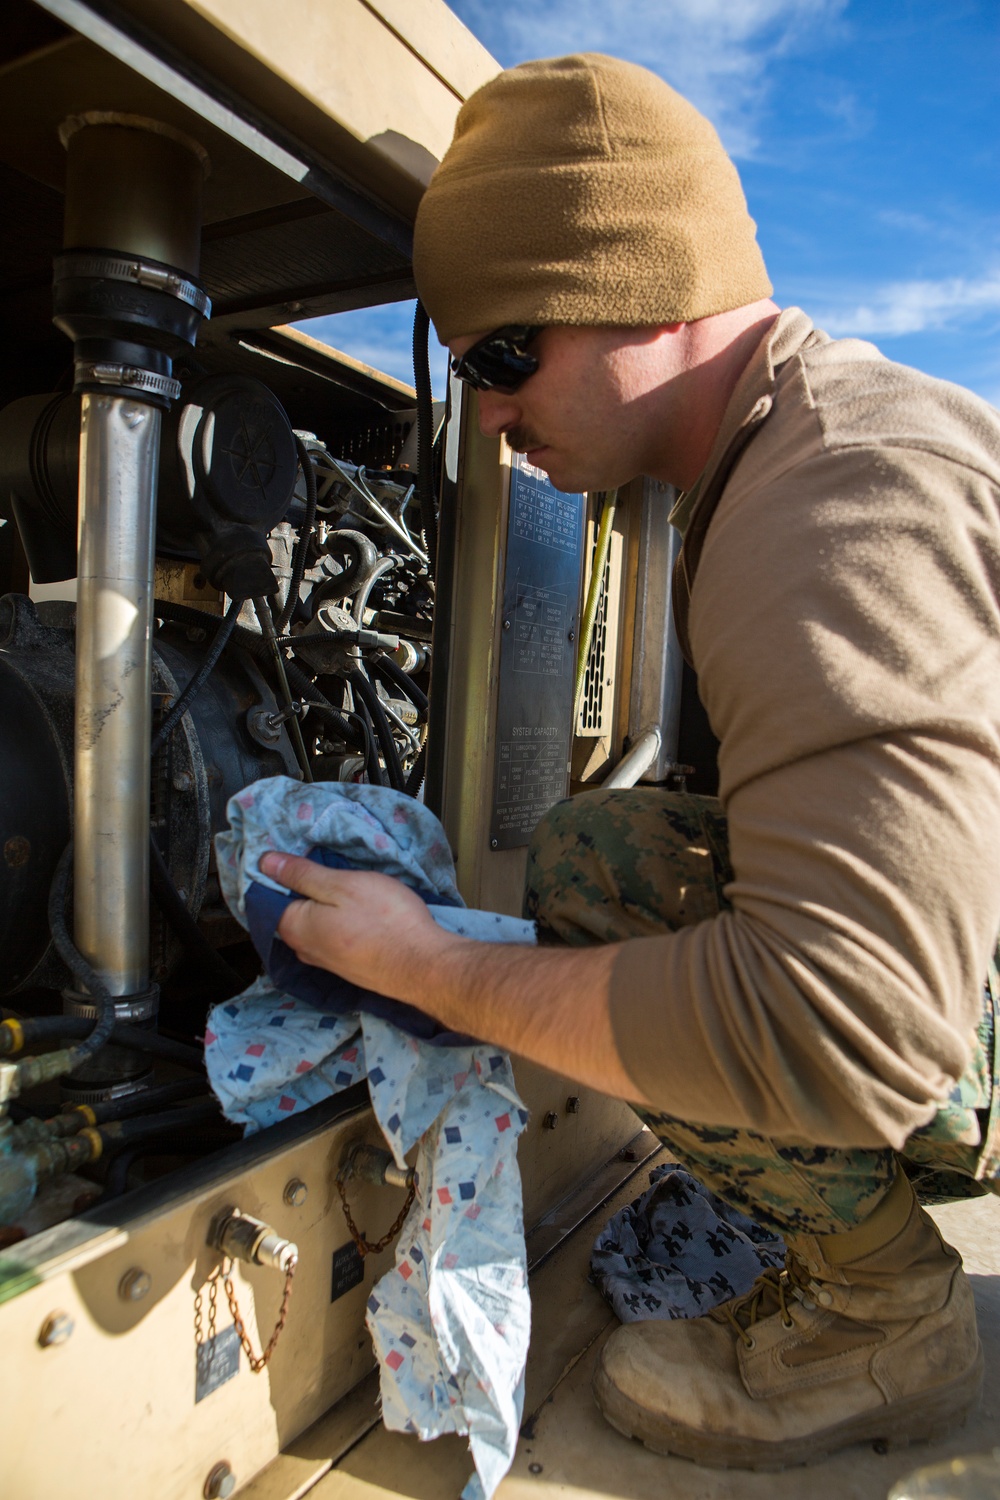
[0,73,449,1239]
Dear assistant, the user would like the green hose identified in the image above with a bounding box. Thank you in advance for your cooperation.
[573,489,618,723]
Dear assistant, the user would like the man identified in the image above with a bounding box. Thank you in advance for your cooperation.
[261,54,1000,1469]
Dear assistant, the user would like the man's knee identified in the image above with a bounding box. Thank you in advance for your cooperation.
[523,787,729,941]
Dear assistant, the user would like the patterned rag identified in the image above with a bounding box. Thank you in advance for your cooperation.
[205,776,536,1500]
[592,1164,785,1323]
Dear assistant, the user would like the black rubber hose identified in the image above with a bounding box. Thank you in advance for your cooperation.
[354,696,384,786]
[154,600,367,755]
[87,1078,209,1124]
[102,1127,237,1199]
[277,436,318,634]
[46,843,115,1063]
[346,710,374,774]
[348,669,405,791]
[101,1098,222,1145]
[284,660,365,751]
[151,596,244,756]
[371,651,429,721]
[12,1014,205,1071]
[412,301,437,576]
[148,836,244,995]
[404,743,427,799]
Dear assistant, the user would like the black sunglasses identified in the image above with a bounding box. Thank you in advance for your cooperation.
[450,325,542,393]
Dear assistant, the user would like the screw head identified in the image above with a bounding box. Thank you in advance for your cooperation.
[565,1096,581,1114]
[542,1112,559,1130]
[567,630,575,642]
[118,1268,152,1302]
[490,838,499,850]
[502,619,511,631]
[283,1178,308,1208]
[204,1462,236,1499]
[38,1311,74,1347]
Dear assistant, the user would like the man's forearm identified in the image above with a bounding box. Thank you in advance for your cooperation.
[390,935,647,1104]
[259,853,648,1104]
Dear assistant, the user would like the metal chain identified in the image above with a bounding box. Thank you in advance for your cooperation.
[220,1255,297,1374]
[193,1270,219,1350]
[336,1173,415,1257]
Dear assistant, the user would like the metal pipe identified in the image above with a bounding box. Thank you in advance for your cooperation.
[73,394,161,994]
[601,724,663,790]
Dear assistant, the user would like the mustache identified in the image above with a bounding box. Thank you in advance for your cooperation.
[504,426,544,453]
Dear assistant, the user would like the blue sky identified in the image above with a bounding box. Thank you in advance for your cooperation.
[298,0,999,406]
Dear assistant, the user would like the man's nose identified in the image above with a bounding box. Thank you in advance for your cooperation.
[476,389,521,439]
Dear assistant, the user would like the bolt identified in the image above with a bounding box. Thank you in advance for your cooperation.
[542,1112,559,1130]
[204,1462,236,1499]
[568,630,575,642]
[529,1463,544,1475]
[38,1312,74,1347]
[490,838,499,850]
[172,770,194,793]
[118,1268,152,1302]
[566,1096,581,1114]
[502,619,511,631]
[283,1178,308,1207]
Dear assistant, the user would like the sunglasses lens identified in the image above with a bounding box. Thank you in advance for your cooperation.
[452,326,540,392]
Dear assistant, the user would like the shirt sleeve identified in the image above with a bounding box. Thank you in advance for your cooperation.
[610,442,1000,1148]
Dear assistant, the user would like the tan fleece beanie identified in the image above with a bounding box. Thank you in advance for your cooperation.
[414,53,772,344]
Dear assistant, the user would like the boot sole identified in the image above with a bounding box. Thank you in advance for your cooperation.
[593,1341,984,1472]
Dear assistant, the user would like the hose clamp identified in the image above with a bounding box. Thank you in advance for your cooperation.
[75,362,182,402]
[54,251,211,318]
[63,984,160,1026]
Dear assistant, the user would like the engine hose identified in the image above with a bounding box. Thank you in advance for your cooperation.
[100,1097,222,1146]
[148,836,244,995]
[3,1013,205,1070]
[404,744,427,799]
[277,436,318,634]
[86,1078,209,1124]
[153,600,368,757]
[354,697,384,786]
[284,660,365,751]
[102,1127,237,1199]
[412,301,437,576]
[151,596,245,756]
[46,843,115,1064]
[348,669,406,791]
[371,651,429,721]
[346,710,375,776]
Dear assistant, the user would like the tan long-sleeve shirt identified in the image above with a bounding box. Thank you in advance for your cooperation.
[610,308,1000,1149]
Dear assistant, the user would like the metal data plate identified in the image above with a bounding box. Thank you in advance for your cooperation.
[490,452,584,850]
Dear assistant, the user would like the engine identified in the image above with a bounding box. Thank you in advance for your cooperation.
[0,111,437,1236]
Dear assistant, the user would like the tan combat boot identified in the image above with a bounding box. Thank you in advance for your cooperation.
[593,1170,983,1469]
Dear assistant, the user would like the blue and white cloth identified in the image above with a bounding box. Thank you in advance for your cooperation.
[204,776,536,1500]
[591,1163,785,1322]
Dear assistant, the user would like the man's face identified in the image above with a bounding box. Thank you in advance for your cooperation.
[448,325,668,494]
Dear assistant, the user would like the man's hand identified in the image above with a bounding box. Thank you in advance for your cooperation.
[258,852,449,1002]
[258,849,645,1104]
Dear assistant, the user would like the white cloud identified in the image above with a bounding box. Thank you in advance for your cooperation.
[813,271,1000,337]
[449,0,847,156]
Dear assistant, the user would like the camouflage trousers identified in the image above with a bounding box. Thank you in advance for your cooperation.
[523,788,1000,1240]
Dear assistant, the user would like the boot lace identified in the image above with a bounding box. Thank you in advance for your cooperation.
[718,1253,815,1352]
